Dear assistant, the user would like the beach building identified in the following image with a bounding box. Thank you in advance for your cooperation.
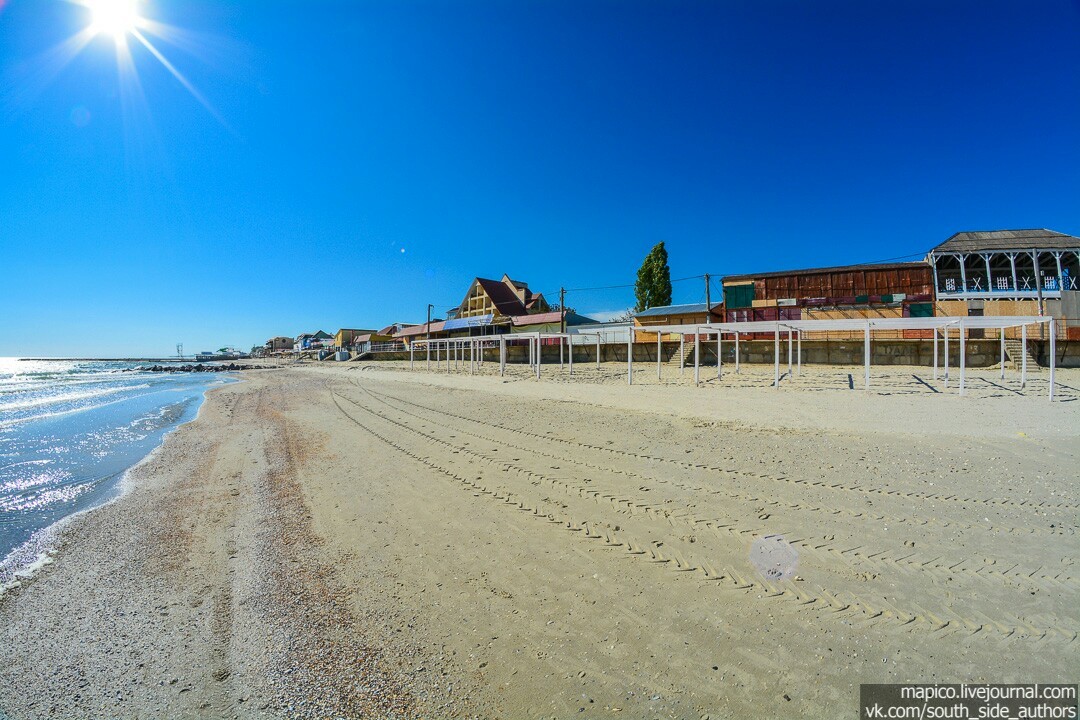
[265,336,295,353]
[350,324,412,355]
[511,310,597,335]
[927,229,1080,339]
[633,303,722,341]
[396,274,553,345]
[296,331,333,351]
[458,274,550,319]
[721,262,934,338]
[334,328,376,349]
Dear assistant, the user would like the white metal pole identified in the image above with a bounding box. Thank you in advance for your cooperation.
[426,341,430,371]
[596,333,601,370]
[627,335,633,386]
[1049,318,1056,402]
[864,321,870,390]
[717,332,722,380]
[933,328,938,380]
[943,325,949,387]
[694,328,700,386]
[500,336,506,377]
[1000,327,1005,379]
[774,324,780,388]
[1021,324,1027,388]
[410,342,414,370]
[959,319,966,396]
[735,332,740,374]
[560,335,564,370]
[679,334,685,375]
[797,330,802,375]
[536,334,541,380]
[568,335,573,376]
[657,332,662,381]
[787,328,793,376]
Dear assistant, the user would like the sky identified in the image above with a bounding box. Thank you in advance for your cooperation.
[1,0,1078,357]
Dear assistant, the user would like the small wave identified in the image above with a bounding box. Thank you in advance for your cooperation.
[0,374,144,394]
[0,479,97,514]
[0,523,63,595]
[0,389,165,429]
[0,458,51,473]
[0,384,152,413]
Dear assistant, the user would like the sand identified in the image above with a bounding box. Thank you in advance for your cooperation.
[1,360,1077,719]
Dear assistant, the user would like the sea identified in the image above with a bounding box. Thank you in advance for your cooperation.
[0,358,233,592]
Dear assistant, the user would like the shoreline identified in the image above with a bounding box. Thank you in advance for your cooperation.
[1,363,1076,718]
[0,375,235,599]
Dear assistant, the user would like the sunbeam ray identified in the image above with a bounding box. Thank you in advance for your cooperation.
[1,27,96,115]
[130,28,233,134]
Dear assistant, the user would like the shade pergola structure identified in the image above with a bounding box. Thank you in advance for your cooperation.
[410,336,500,376]
[639,315,1057,400]
[411,332,605,380]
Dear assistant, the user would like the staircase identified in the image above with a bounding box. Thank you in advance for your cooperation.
[1004,339,1040,369]
[667,343,697,367]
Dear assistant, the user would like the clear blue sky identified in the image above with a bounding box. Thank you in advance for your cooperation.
[2,0,1078,357]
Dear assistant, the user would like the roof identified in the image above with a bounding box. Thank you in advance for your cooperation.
[473,277,529,315]
[723,261,928,283]
[503,275,529,290]
[634,303,721,318]
[396,321,446,338]
[511,310,598,327]
[354,332,393,343]
[929,229,1080,255]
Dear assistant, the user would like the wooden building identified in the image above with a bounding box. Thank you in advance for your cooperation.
[927,229,1079,339]
[334,328,376,348]
[633,303,721,341]
[458,274,549,319]
[722,262,934,339]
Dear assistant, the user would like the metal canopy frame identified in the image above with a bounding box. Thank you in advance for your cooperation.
[408,316,1057,401]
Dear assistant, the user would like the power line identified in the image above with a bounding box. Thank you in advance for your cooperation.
[855,250,930,264]
[561,274,704,294]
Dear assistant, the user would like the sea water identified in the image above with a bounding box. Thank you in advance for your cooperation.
[0,358,231,590]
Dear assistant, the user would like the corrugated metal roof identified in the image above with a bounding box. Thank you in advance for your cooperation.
[512,311,598,327]
[396,321,445,337]
[723,261,927,283]
[930,229,1080,254]
[634,303,719,318]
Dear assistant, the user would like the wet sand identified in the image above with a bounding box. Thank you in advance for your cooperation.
[1,361,1077,718]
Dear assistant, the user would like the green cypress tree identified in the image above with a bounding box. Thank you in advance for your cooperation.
[634,241,672,312]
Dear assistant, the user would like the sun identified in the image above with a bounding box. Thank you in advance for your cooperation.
[87,0,141,39]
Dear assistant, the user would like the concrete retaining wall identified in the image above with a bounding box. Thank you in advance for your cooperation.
[358,339,1080,368]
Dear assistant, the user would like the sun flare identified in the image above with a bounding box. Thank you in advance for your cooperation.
[87,0,141,39]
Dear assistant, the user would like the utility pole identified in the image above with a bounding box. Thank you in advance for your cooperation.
[704,274,712,321]
[559,287,566,334]
[426,303,434,366]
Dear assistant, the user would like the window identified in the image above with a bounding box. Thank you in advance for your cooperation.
[995,276,1010,290]
[945,278,956,292]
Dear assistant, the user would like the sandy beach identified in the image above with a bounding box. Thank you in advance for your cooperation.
[1,361,1077,719]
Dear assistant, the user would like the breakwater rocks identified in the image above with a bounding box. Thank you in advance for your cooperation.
[135,363,266,373]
